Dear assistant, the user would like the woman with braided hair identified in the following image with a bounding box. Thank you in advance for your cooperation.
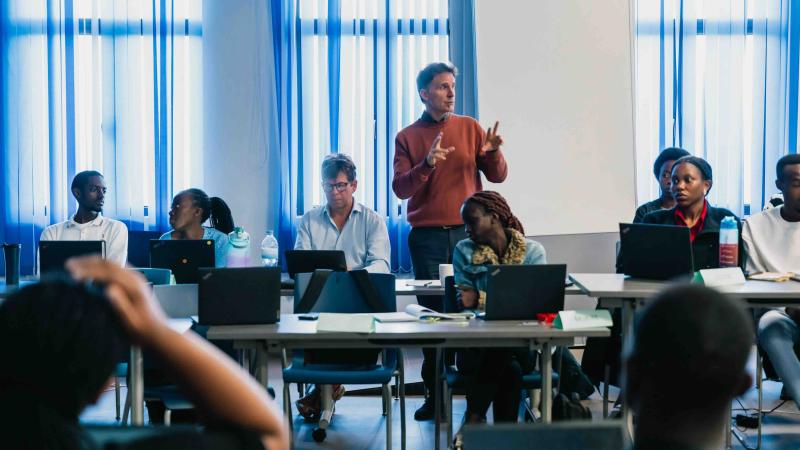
[451,191,545,425]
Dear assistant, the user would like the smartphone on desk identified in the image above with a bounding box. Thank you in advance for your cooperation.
[298,312,319,321]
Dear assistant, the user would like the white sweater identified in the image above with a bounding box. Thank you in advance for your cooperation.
[742,206,800,274]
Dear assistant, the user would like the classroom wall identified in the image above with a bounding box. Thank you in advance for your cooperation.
[203,0,278,264]
[475,0,637,236]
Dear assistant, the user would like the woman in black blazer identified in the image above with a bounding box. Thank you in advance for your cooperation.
[641,155,744,269]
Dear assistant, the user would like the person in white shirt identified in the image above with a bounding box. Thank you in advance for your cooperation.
[749,154,800,407]
[40,171,128,267]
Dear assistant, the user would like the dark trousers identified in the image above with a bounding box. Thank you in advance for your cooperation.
[408,226,467,397]
[457,348,524,422]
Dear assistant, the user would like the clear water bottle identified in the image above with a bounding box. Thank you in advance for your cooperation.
[227,226,251,268]
[719,216,739,268]
[261,230,279,267]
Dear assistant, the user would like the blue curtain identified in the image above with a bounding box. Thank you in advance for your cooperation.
[267,0,454,272]
[449,0,479,118]
[0,0,202,275]
[634,0,800,216]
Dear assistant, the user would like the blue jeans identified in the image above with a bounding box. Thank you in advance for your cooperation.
[758,309,800,408]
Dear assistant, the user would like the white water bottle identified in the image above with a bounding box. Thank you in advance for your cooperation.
[261,230,279,267]
[227,227,251,267]
[718,216,739,268]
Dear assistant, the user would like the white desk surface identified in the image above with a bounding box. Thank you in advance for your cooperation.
[569,273,800,300]
[207,314,609,344]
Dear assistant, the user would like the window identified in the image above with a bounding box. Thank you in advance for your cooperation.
[1,0,201,273]
[634,0,796,215]
[294,0,449,213]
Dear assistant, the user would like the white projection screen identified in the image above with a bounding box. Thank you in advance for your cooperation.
[475,0,637,235]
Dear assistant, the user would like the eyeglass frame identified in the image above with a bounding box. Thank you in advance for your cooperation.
[321,181,353,193]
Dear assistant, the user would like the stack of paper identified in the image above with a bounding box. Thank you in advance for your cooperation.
[553,310,613,330]
[373,304,474,323]
[748,272,796,282]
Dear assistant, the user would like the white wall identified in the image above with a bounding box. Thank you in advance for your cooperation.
[203,0,278,264]
[475,0,637,235]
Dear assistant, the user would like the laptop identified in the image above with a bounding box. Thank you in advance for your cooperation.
[149,239,215,284]
[617,223,694,280]
[481,264,567,320]
[198,267,282,325]
[284,250,347,279]
[39,240,105,275]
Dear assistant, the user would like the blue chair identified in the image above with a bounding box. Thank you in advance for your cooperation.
[440,276,560,446]
[127,230,162,268]
[131,267,172,286]
[282,271,405,449]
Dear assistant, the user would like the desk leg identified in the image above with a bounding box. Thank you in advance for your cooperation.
[541,341,552,423]
[130,346,144,425]
[257,343,269,389]
[620,298,635,426]
[434,347,442,450]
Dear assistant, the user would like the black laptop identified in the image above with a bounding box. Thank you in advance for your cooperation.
[284,250,347,279]
[39,240,105,274]
[617,223,694,280]
[149,239,215,284]
[198,267,281,325]
[481,264,567,320]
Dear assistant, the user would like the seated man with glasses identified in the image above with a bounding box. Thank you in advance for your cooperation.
[293,153,391,418]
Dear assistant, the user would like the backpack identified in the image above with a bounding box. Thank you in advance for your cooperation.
[552,392,592,421]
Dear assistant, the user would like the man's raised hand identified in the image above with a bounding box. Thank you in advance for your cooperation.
[480,121,503,155]
[426,132,455,167]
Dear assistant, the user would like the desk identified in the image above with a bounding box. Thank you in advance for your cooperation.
[569,273,800,343]
[568,273,800,448]
[207,314,609,450]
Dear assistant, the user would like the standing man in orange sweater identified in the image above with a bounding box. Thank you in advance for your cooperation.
[393,62,508,420]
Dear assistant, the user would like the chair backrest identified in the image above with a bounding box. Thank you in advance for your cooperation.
[152,284,198,318]
[132,267,172,285]
[442,275,459,313]
[127,231,163,268]
[294,271,396,313]
[461,422,629,450]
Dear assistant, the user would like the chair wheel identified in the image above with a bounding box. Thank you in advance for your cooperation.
[312,428,327,442]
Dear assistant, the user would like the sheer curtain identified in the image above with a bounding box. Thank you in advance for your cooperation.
[1,0,202,274]
[268,0,450,272]
[634,0,799,216]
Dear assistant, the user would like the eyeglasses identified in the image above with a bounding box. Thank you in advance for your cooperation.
[322,182,351,193]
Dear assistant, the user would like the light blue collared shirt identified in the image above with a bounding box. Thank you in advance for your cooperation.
[294,201,391,273]
[159,227,229,268]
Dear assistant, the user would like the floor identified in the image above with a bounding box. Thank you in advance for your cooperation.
[81,348,800,449]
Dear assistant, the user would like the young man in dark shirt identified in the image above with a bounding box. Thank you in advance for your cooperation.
[632,147,690,223]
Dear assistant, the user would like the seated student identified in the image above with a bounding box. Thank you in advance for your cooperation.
[0,257,289,450]
[633,147,690,222]
[293,153,391,418]
[749,155,800,406]
[624,285,752,450]
[294,153,391,273]
[160,188,234,268]
[453,191,544,424]
[40,170,128,267]
[641,155,742,269]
